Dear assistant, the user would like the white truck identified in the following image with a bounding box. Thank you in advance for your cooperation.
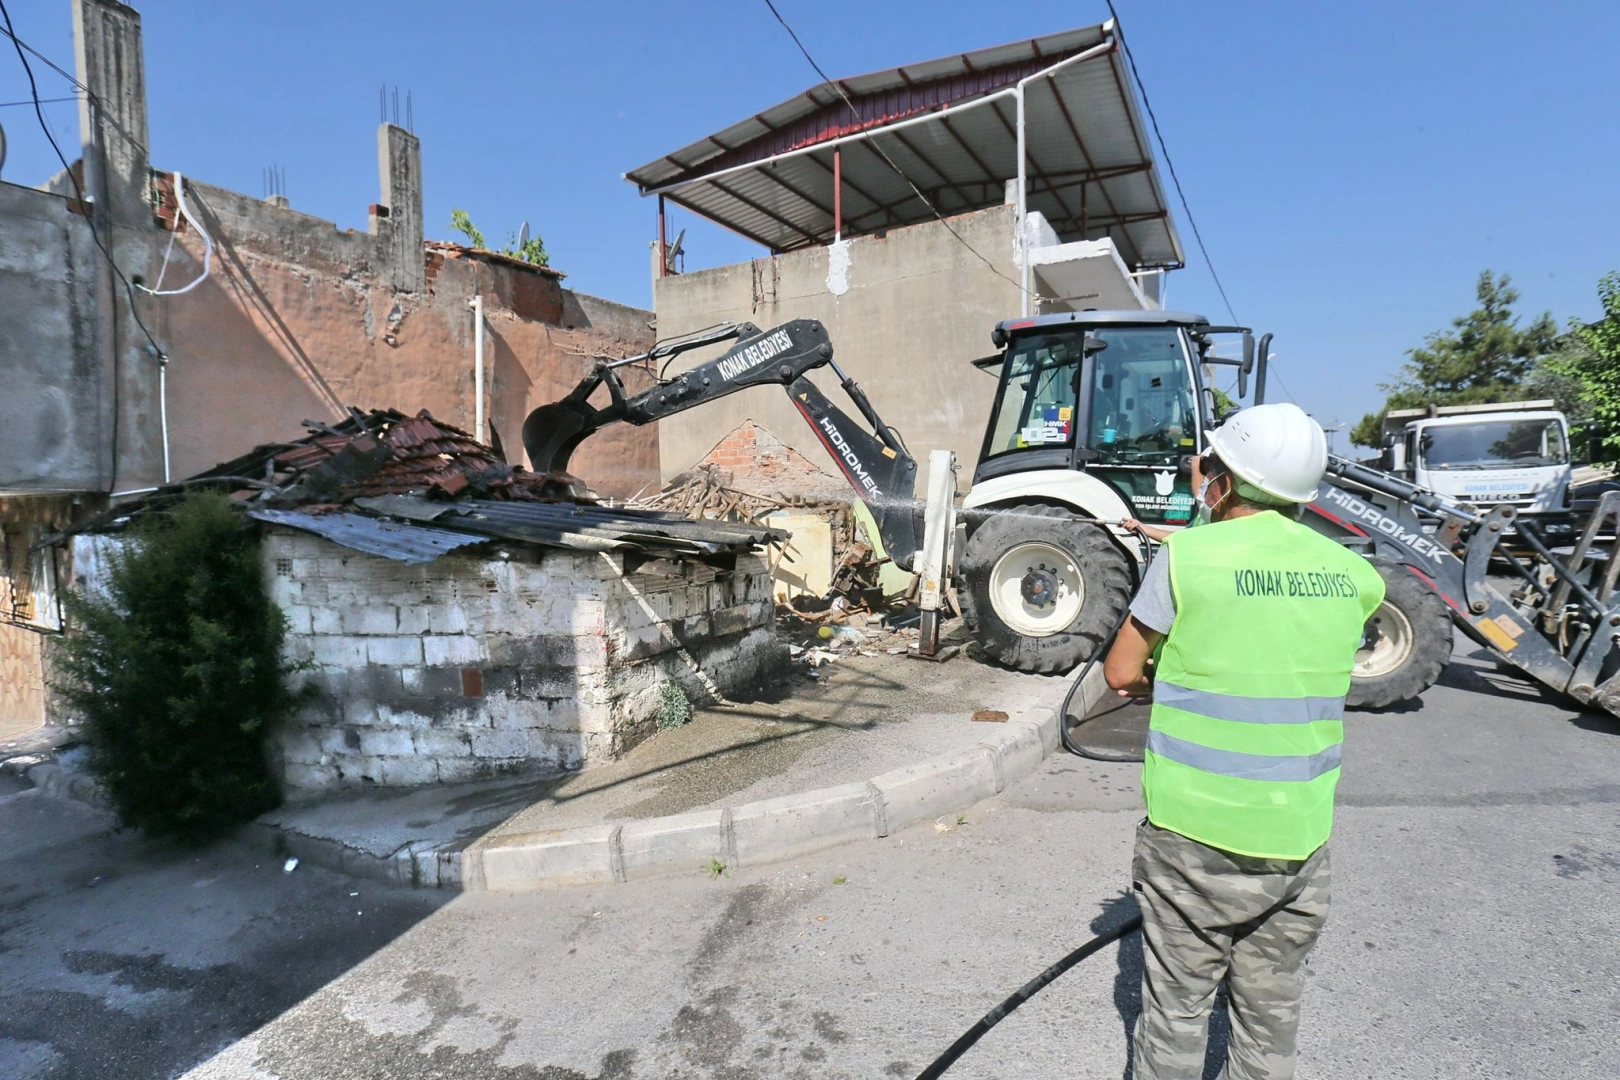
[1378,400,1576,542]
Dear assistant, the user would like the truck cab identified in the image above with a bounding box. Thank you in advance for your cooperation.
[1382,401,1574,542]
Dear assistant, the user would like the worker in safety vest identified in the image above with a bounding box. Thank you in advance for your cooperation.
[1104,403,1385,1080]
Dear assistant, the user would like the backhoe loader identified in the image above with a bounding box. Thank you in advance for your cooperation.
[521,314,1620,719]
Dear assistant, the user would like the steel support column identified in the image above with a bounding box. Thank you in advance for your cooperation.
[1016,85,1029,316]
[657,194,667,278]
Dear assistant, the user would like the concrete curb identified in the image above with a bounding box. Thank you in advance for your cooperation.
[457,684,1071,893]
[39,673,1079,892]
[20,762,110,810]
[240,823,463,890]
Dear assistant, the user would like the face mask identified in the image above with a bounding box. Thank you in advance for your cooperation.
[1195,475,1227,522]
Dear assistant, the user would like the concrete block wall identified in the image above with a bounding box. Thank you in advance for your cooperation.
[263,530,784,798]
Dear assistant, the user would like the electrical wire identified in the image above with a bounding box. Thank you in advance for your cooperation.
[136,172,212,296]
[760,0,1036,302]
[1266,361,1301,403]
[0,93,76,107]
[1103,0,1238,326]
[0,2,164,360]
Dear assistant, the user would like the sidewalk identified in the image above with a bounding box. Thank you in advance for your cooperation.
[254,633,1078,891]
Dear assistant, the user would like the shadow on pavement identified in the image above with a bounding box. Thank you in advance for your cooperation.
[0,792,449,1080]
[1093,889,1231,1080]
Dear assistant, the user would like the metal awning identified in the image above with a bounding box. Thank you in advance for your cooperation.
[625,22,1183,269]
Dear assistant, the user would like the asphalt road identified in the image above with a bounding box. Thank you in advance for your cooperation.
[3,641,1618,1079]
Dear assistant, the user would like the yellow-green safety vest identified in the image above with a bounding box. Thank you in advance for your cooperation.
[1144,511,1386,860]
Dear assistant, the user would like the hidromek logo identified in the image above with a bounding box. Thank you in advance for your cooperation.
[818,416,882,497]
[716,329,794,381]
[1321,488,1446,564]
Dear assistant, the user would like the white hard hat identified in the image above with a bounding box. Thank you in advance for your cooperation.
[1205,402,1327,504]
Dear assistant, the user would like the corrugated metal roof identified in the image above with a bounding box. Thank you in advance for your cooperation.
[248,509,488,565]
[354,496,788,558]
[624,23,1182,268]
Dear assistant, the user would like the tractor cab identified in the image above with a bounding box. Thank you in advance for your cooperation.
[974,311,1263,527]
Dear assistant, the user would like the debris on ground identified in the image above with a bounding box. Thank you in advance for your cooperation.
[633,458,928,678]
[971,710,1009,723]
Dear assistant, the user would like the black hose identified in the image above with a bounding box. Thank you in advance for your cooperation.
[913,914,1144,1080]
[1060,524,1153,763]
[913,526,1157,1078]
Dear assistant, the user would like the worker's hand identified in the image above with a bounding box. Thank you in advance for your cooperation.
[1104,616,1163,697]
[1121,517,1170,542]
[1114,658,1155,698]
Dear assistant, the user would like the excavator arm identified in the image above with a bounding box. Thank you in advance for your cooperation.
[521,318,923,569]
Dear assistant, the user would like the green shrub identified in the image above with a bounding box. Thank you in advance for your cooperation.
[56,494,301,842]
[655,679,692,730]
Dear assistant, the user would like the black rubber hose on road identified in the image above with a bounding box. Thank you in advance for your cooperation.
[913,914,1144,1080]
[913,528,1155,1078]
[1060,524,1152,764]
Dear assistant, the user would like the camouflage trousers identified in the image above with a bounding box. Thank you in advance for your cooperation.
[1131,819,1331,1080]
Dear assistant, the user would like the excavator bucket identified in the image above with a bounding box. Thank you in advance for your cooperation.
[521,397,594,477]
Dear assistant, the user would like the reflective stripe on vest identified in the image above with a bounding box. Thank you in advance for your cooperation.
[1143,512,1386,861]
[1152,682,1345,724]
[1145,730,1343,782]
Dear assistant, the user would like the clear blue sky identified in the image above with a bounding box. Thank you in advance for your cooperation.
[3,0,1616,445]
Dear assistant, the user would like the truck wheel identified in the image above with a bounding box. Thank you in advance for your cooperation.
[1346,558,1453,709]
[958,505,1132,674]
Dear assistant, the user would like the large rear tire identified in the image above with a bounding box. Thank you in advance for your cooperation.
[958,505,1133,674]
[1346,558,1453,709]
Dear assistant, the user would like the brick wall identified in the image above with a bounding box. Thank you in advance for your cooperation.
[693,420,850,501]
[262,530,784,798]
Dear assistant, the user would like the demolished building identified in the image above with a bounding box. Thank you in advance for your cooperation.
[66,411,786,796]
[1,0,659,734]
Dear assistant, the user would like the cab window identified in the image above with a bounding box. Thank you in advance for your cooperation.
[984,332,1080,457]
[1085,326,1197,467]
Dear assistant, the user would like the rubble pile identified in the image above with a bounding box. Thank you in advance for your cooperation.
[70,408,592,536]
[776,604,924,678]
[635,463,920,677]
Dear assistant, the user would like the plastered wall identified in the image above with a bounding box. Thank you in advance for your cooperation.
[652,206,1025,490]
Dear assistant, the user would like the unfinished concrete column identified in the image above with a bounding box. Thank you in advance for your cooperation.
[72,0,150,231]
[377,123,424,293]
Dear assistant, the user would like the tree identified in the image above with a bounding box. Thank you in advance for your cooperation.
[55,496,303,842]
[1352,271,1560,447]
[449,208,550,267]
[1548,271,1620,469]
[449,208,486,251]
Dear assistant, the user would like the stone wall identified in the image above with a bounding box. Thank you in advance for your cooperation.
[263,530,783,798]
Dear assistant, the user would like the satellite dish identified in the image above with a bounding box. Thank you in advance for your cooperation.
[0,123,7,178]
[517,221,530,248]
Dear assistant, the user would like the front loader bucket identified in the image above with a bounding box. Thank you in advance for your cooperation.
[1562,489,1620,720]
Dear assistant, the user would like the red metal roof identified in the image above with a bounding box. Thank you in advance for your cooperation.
[623,23,1183,268]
